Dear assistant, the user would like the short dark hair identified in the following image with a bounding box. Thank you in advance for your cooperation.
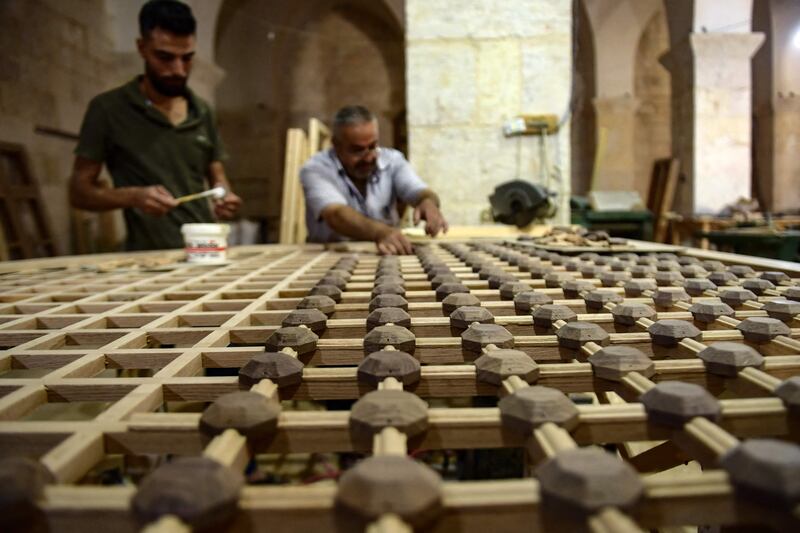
[139,0,196,38]
[332,106,375,138]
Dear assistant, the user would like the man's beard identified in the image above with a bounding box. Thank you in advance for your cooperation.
[351,161,377,180]
[145,63,188,97]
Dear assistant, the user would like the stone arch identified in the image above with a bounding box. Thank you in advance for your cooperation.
[570,0,596,196]
[287,6,405,149]
[633,6,671,201]
[580,0,662,196]
[213,0,405,238]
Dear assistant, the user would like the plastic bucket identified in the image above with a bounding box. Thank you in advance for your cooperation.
[180,223,231,264]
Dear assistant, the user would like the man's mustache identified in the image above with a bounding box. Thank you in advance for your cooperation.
[160,76,187,84]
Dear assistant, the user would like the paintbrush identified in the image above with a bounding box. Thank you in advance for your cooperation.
[175,186,227,205]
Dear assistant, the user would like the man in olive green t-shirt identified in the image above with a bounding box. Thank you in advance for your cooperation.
[70,0,241,251]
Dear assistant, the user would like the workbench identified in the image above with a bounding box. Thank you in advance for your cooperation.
[0,239,799,532]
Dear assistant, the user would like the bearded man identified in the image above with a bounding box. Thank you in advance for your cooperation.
[301,105,448,255]
[69,0,241,250]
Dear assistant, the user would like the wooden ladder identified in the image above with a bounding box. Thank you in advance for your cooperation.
[0,142,57,259]
[646,157,680,243]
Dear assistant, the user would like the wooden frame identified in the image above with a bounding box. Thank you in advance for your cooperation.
[278,129,309,245]
[0,238,798,531]
[646,158,680,244]
[279,118,333,245]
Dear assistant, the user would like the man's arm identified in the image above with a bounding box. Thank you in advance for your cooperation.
[389,152,448,237]
[207,161,242,219]
[321,204,414,255]
[411,188,449,237]
[68,156,177,216]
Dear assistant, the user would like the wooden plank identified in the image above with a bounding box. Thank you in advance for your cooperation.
[40,430,104,483]
[279,129,309,244]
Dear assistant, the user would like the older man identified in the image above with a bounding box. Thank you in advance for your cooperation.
[69,0,241,251]
[300,106,448,255]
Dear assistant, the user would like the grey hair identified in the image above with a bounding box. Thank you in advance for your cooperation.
[332,105,376,139]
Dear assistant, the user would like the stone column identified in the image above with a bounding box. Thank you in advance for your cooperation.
[591,95,641,195]
[663,32,763,215]
[772,94,800,213]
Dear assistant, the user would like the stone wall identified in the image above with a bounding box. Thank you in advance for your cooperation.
[0,0,119,255]
[406,0,573,226]
[215,0,404,239]
[0,0,223,255]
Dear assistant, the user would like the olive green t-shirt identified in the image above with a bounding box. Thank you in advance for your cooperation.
[75,76,227,251]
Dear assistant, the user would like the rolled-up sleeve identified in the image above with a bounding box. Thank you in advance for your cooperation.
[300,160,349,222]
[390,153,429,204]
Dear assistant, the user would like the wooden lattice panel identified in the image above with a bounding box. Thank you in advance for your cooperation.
[0,240,799,532]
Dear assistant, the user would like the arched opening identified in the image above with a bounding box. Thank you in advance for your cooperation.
[214,0,405,241]
[570,0,596,197]
[288,7,405,151]
[634,6,671,202]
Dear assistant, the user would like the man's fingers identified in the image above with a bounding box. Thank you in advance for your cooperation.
[150,187,177,208]
[385,242,399,255]
[214,195,242,220]
[379,233,406,256]
[395,234,413,255]
[154,187,176,201]
[413,206,422,225]
[143,202,169,217]
[426,218,440,236]
[215,206,236,220]
[157,196,178,208]
[424,212,444,236]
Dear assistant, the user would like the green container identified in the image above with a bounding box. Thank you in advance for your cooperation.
[570,197,653,240]
[701,229,800,262]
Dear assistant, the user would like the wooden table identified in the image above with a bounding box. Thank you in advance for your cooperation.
[670,215,800,250]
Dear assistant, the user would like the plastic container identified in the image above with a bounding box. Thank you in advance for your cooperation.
[181,223,231,264]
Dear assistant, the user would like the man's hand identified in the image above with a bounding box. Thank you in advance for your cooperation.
[414,197,449,237]
[214,191,242,220]
[375,227,414,256]
[131,185,178,216]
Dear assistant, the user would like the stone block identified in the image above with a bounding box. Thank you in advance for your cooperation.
[536,448,643,513]
[336,456,442,527]
[358,350,421,387]
[499,385,579,433]
[474,348,539,385]
[132,457,243,530]
[349,390,429,439]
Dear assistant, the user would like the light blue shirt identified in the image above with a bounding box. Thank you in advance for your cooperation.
[300,147,429,242]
